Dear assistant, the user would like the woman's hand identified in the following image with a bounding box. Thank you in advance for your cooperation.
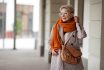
[52,49,58,55]
[74,16,79,23]
[62,45,65,49]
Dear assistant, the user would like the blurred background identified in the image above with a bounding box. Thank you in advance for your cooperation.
[0,0,104,70]
[0,0,39,49]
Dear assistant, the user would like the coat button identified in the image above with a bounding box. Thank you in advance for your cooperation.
[71,43,73,46]
[73,35,74,37]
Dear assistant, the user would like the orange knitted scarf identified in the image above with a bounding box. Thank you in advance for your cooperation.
[51,18,76,51]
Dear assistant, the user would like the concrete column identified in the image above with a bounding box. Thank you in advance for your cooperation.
[83,0,90,70]
[44,0,51,62]
[74,0,78,16]
[88,0,102,70]
[37,0,45,56]
[100,0,104,70]
[78,0,84,26]
[74,0,84,26]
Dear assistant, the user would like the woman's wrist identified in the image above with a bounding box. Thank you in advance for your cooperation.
[74,16,79,23]
[52,49,58,55]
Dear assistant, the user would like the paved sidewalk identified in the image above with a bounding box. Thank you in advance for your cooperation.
[0,50,50,70]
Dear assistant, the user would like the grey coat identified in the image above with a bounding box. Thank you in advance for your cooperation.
[50,23,87,70]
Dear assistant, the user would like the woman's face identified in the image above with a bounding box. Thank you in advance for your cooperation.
[59,8,73,22]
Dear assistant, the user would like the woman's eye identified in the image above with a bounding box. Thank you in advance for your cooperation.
[64,13,68,15]
[59,12,68,16]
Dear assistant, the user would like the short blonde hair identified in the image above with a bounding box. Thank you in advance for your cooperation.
[60,5,74,14]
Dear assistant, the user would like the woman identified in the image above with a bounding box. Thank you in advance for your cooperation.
[49,5,87,70]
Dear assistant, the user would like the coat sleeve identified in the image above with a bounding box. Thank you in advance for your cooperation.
[76,23,87,39]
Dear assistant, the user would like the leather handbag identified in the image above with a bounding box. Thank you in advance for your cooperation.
[60,32,82,64]
[61,45,82,64]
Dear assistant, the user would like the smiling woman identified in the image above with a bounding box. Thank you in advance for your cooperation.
[49,5,87,70]
[59,5,74,22]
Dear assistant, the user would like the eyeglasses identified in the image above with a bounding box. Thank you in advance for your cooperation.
[59,12,72,17]
[59,12,68,16]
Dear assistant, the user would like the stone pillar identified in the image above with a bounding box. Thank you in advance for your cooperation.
[74,0,78,16]
[83,0,90,70]
[44,0,51,62]
[101,1,104,70]
[78,0,84,26]
[37,0,45,56]
[88,0,102,70]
